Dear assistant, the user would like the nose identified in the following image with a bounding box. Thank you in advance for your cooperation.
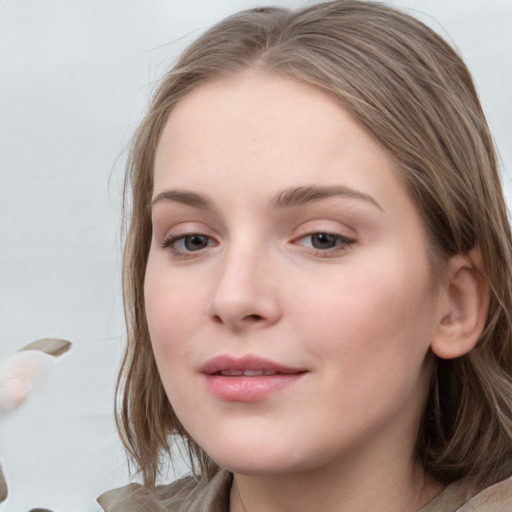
[207,246,282,330]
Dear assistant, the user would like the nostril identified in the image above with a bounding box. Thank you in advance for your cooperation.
[246,314,264,321]
[212,313,264,324]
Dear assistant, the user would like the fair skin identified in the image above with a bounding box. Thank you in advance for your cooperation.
[144,72,484,511]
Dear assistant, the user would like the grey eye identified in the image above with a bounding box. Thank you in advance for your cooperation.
[310,233,339,249]
[183,235,210,251]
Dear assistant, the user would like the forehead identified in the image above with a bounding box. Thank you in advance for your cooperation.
[154,72,396,194]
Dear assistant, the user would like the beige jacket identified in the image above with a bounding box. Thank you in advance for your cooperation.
[98,471,512,512]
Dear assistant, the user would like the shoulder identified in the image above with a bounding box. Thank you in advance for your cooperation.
[420,475,512,511]
[463,475,512,511]
[97,470,231,512]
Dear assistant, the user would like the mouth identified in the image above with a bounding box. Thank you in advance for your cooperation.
[216,369,286,376]
[201,355,307,402]
[201,354,306,376]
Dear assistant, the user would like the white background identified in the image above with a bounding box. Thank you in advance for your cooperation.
[0,1,511,510]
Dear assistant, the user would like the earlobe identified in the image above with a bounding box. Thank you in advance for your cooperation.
[430,251,490,360]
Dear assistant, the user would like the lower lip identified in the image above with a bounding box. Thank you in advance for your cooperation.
[205,373,305,401]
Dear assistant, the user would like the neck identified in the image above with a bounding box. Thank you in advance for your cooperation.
[229,445,442,512]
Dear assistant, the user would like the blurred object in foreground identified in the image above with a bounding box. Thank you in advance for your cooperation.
[0,339,72,414]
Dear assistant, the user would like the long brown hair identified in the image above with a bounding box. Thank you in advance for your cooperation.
[117,0,512,491]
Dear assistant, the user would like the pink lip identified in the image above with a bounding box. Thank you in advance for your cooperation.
[201,355,307,402]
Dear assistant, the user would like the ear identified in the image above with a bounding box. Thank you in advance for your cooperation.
[430,250,490,360]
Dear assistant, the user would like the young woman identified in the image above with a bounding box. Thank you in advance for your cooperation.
[98,1,512,510]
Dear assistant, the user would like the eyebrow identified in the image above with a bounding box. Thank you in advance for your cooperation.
[151,185,382,211]
[270,185,383,211]
[151,189,212,209]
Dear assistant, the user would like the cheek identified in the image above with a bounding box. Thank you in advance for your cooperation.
[144,255,200,369]
[298,263,436,432]
[144,266,207,419]
[290,252,437,367]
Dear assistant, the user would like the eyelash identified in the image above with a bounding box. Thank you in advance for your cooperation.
[160,231,355,259]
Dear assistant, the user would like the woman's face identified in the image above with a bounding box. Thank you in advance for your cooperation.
[145,72,443,476]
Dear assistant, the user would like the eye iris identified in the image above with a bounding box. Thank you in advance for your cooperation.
[311,233,337,249]
[184,235,208,251]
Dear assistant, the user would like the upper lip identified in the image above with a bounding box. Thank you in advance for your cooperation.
[201,355,306,375]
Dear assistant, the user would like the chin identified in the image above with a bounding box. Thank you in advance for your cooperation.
[214,456,297,476]
[203,437,316,476]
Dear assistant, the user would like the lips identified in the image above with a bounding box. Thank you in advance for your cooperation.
[201,355,307,402]
[219,369,280,376]
[201,355,305,376]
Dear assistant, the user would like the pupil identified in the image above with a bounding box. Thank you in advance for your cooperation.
[185,235,208,251]
[312,233,337,249]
